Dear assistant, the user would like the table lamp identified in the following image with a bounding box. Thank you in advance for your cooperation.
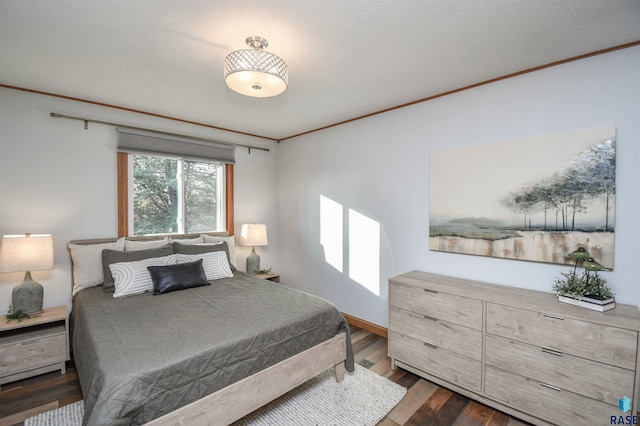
[0,233,54,315]
[239,224,268,274]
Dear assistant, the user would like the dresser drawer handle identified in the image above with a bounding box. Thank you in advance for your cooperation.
[423,315,438,321]
[423,288,438,294]
[542,313,565,320]
[423,342,438,350]
[541,347,564,357]
[407,312,424,320]
[540,382,562,392]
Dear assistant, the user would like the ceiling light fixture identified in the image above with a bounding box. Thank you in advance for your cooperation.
[224,36,288,98]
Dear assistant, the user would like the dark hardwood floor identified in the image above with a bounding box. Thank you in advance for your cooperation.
[0,325,529,426]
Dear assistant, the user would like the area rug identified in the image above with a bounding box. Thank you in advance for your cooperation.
[25,364,406,425]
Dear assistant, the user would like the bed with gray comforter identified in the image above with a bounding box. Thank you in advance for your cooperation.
[71,271,354,425]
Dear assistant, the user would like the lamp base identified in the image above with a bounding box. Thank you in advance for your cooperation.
[12,271,44,315]
[246,246,261,274]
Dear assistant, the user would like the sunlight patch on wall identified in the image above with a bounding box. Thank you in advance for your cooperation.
[320,195,381,295]
[320,195,343,272]
[348,209,381,296]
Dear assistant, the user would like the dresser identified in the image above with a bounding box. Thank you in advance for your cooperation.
[388,271,640,426]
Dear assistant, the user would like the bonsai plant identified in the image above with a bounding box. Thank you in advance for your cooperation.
[552,248,614,310]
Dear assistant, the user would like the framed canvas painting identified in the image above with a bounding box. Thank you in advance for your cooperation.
[429,126,616,268]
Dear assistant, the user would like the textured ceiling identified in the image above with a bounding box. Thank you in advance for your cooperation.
[1,0,639,141]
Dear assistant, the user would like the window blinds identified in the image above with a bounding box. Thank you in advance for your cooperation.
[117,127,235,164]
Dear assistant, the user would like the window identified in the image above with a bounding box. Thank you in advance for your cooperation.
[130,153,226,235]
[117,152,234,237]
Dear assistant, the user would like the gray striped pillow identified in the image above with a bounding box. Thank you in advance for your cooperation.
[168,251,233,280]
[110,255,171,298]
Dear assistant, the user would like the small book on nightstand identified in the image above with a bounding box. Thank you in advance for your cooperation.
[254,272,280,283]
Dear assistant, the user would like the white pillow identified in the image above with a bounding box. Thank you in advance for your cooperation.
[124,236,170,251]
[110,255,171,298]
[68,238,125,295]
[169,235,204,245]
[201,235,237,268]
[168,251,233,281]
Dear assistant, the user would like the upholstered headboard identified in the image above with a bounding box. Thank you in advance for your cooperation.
[67,232,236,296]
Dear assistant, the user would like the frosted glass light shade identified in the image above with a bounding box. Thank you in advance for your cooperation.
[0,234,54,273]
[238,224,268,247]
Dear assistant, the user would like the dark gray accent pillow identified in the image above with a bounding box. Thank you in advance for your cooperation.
[172,242,236,271]
[147,259,209,295]
[101,244,175,293]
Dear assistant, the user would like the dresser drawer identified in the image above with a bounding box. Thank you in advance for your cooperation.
[389,331,481,391]
[485,334,633,406]
[485,366,616,426]
[389,306,482,361]
[486,303,638,369]
[0,333,67,376]
[389,283,482,330]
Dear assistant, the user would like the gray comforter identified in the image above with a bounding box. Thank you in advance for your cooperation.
[71,272,354,425]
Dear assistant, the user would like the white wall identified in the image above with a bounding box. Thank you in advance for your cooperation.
[278,46,640,327]
[2,46,638,326]
[0,88,280,312]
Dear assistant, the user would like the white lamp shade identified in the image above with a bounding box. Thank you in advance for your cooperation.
[238,224,268,247]
[0,234,54,273]
[225,68,287,98]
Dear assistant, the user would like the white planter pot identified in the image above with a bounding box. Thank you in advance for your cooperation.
[558,295,615,312]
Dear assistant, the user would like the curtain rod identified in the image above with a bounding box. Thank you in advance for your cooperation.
[50,112,269,153]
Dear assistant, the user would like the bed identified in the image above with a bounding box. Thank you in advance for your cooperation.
[68,236,354,425]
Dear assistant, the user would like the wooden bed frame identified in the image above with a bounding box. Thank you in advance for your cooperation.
[69,234,349,426]
[148,333,347,425]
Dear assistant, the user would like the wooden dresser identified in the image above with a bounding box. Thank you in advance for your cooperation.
[388,271,640,426]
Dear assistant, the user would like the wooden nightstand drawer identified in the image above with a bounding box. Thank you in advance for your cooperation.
[0,330,67,376]
[389,306,482,361]
[0,306,69,388]
[389,283,482,330]
[487,303,638,369]
[389,331,481,391]
[485,334,633,406]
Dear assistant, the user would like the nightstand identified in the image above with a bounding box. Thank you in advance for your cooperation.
[254,271,280,283]
[0,306,69,389]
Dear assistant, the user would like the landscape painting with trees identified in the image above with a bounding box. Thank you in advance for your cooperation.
[429,127,616,268]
